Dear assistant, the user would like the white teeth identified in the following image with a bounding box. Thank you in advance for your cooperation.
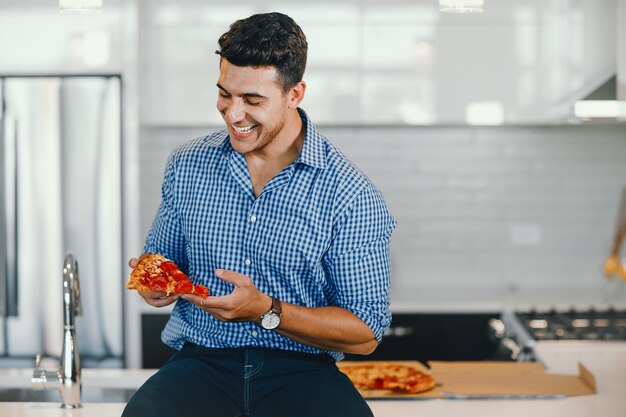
[233,125,256,134]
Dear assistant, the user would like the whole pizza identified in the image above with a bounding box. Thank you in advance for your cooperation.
[339,362,436,394]
[125,254,210,298]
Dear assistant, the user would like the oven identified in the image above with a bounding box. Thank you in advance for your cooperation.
[489,307,626,369]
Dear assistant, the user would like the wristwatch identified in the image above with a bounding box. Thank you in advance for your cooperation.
[259,296,282,330]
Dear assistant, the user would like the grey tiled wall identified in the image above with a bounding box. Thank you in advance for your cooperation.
[140,123,626,302]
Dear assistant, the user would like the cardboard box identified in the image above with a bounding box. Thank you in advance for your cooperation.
[429,361,596,399]
[338,360,596,400]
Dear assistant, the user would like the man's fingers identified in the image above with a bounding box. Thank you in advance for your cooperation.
[128,257,139,268]
[139,291,180,308]
[182,294,220,308]
[182,293,203,305]
[181,294,241,322]
[138,291,168,299]
[215,269,249,287]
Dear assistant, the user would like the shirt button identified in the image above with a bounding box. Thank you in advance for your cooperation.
[251,330,258,337]
[244,259,252,266]
[249,215,257,222]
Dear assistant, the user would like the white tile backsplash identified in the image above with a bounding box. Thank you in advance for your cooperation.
[140,123,626,310]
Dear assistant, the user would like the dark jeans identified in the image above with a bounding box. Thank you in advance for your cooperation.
[122,344,374,417]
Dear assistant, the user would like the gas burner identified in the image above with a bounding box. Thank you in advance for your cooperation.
[515,308,626,342]
[491,307,626,362]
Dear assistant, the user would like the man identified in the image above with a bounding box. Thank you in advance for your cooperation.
[123,12,395,417]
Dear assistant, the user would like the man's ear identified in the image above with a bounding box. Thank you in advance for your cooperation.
[287,81,306,109]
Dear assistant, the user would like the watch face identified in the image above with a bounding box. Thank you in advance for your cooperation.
[261,313,280,330]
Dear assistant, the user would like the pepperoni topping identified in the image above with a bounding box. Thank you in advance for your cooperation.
[159,261,178,274]
[149,276,169,292]
[193,285,210,299]
[372,378,385,390]
[174,280,193,293]
[171,271,188,282]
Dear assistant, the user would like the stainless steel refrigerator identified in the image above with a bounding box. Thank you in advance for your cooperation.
[0,75,123,367]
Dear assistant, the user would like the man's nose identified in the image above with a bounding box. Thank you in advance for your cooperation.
[226,99,245,122]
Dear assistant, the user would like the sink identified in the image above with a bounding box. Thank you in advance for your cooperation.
[0,387,136,403]
[0,368,153,405]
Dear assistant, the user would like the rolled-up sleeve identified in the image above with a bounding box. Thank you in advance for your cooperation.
[322,185,396,342]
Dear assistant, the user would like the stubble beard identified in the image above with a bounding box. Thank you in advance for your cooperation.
[250,115,286,155]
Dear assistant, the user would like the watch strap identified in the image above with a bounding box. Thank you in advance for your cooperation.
[269,296,282,315]
[259,296,282,327]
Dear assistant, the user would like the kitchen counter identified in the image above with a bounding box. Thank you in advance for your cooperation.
[0,350,624,417]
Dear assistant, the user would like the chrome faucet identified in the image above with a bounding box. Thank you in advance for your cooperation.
[32,254,82,408]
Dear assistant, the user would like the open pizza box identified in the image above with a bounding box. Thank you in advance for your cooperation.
[338,360,597,400]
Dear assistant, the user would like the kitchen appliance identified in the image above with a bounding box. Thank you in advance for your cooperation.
[490,308,626,366]
[0,75,123,367]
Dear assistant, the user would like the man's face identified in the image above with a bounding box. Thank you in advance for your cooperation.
[216,60,290,155]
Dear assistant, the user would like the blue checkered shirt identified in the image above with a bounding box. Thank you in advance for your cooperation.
[144,109,396,361]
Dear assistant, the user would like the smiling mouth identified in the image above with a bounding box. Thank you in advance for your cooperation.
[232,125,258,134]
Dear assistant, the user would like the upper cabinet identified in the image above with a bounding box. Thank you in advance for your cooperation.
[139,0,619,126]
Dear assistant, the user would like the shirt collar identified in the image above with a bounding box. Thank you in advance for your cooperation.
[216,108,327,170]
[295,108,327,170]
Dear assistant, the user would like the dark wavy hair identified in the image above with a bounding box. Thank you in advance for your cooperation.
[216,12,308,93]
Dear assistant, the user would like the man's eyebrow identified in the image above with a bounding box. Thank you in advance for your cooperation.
[216,83,267,99]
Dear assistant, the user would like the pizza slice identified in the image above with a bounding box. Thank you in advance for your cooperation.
[125,254,210,298]
[340,362,436,394]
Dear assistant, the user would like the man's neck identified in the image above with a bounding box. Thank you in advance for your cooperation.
[246,109,305,167]
[244,109,306,198]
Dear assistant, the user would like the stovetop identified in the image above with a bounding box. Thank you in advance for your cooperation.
[492,307,626,362]
[515,308,626,341]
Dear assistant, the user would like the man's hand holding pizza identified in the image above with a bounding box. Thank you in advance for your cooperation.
[127,257,181,308]
[181,268,272,322]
